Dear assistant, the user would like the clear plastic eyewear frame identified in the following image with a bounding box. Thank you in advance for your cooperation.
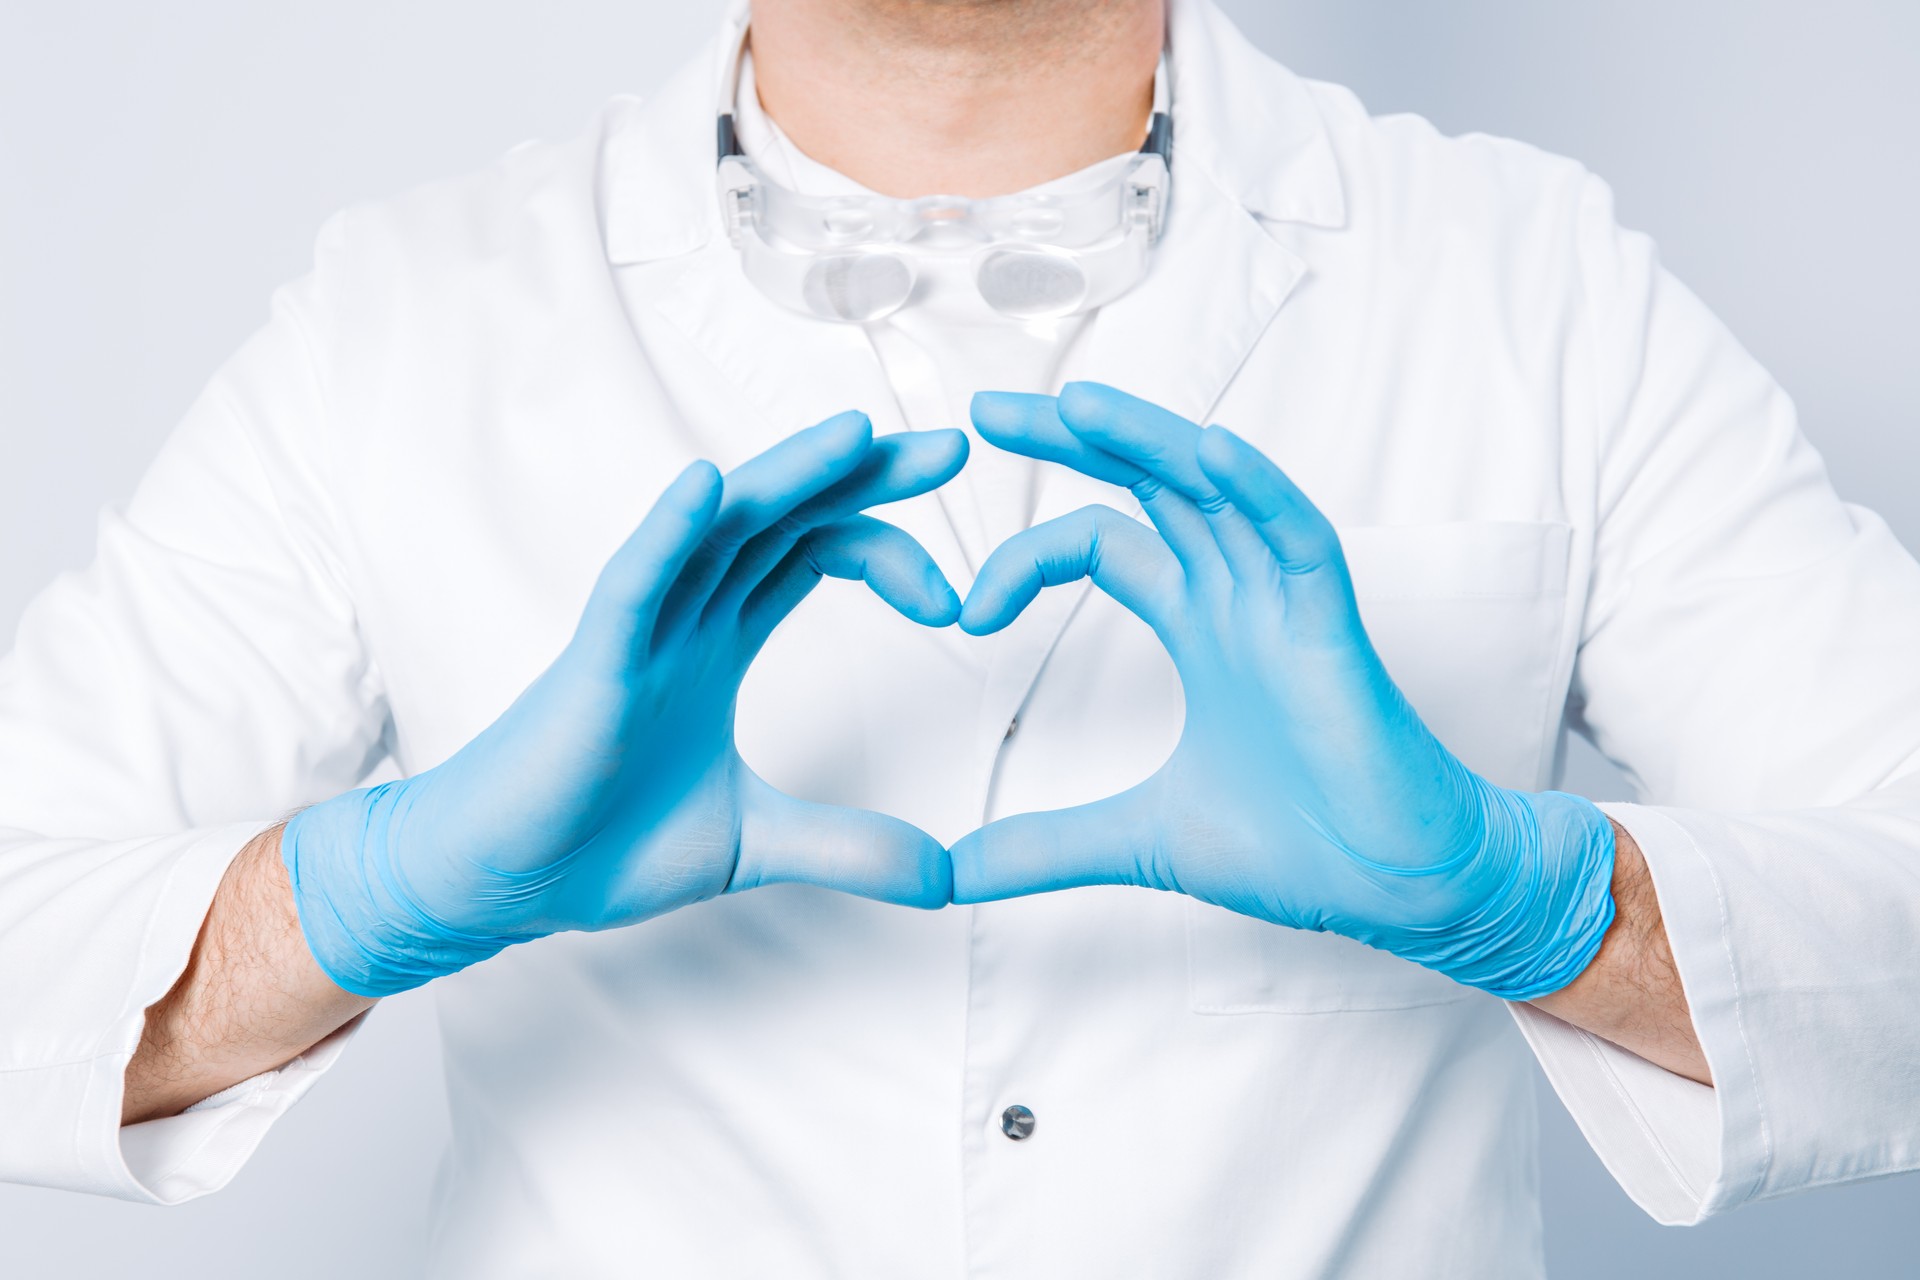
[714,31,1173,323]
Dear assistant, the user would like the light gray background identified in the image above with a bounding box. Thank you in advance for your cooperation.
[2,1,1916,1276]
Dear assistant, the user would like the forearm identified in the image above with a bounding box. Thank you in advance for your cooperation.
[122,823,375,1125]
[1530,820,1710,1085]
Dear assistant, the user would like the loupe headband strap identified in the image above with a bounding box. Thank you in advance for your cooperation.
[1141,111,1172,167]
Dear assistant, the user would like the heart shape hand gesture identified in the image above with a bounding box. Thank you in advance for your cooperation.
[287,384,1616,1004]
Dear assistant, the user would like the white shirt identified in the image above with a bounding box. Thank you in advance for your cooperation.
[5,1,1920,1275]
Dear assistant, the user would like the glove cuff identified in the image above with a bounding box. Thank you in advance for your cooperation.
[1373,784,1617,1001]
[283,782,521,998]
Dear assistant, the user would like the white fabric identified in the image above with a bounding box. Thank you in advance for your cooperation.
[4,0,1920,1274]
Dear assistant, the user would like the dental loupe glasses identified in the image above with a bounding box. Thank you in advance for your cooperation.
[715,35,1173,323]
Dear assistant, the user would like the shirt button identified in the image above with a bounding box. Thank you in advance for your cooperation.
[1003,717,1018,740]
[1000,1104,1036,1141]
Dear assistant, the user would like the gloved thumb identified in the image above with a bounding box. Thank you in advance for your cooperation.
[949,782,1164,903]
[732,771,952,909]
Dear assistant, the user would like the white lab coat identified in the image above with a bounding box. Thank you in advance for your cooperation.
[4,1,1919,1275]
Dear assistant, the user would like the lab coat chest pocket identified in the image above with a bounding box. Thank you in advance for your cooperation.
[1188,521,1574,1014]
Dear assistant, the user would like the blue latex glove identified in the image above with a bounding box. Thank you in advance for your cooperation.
[285,413,966,997]
[954,383,1615,1000]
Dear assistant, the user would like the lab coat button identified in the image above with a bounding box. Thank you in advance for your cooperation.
[1000,1104,1036,1141]
[1004,717,1018,740]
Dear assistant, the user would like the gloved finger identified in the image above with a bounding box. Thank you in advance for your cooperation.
[736,515,961,656]
[959,504,1183,639]
[970,391,1146,487]
[1055,381,1218,496]
[577,460,725,662]
[1054,381,1277,588]
[974,388,1228,590]
[949,781,1165,902]
[784,428,968,530]
[703,429,968,625]
[654,411,876,646]
[733,773,952,909]
[1196,425,1359,631]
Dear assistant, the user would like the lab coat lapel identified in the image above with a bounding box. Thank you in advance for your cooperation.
[1039,176,1311,522]
[976,168,1312,760]
[601,2,973,588]
[966,0,1351,756]
[648,246,977,600]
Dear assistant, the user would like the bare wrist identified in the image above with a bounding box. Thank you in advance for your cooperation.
[122,823,375,1125]
[1531,821,1711,1085]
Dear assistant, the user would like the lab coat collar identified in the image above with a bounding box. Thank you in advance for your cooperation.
[599,0,1348,267]
[598,5,740,266]
[1163,0,1348,230]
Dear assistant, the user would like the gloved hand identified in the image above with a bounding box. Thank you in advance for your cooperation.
[953,383,1615,1000]
[285,413,967,997]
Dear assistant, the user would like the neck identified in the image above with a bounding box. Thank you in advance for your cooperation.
[748,0,1164,198]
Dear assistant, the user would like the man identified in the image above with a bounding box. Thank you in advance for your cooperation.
[3,0,1917,1275]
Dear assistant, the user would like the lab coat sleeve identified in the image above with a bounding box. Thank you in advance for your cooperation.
[1510,175,1920,1224]
[0,214,391,1203]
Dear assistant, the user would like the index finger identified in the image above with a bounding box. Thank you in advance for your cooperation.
[969,391,1145,488]
[653,411,877,646]
[1052,381,1217,500]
